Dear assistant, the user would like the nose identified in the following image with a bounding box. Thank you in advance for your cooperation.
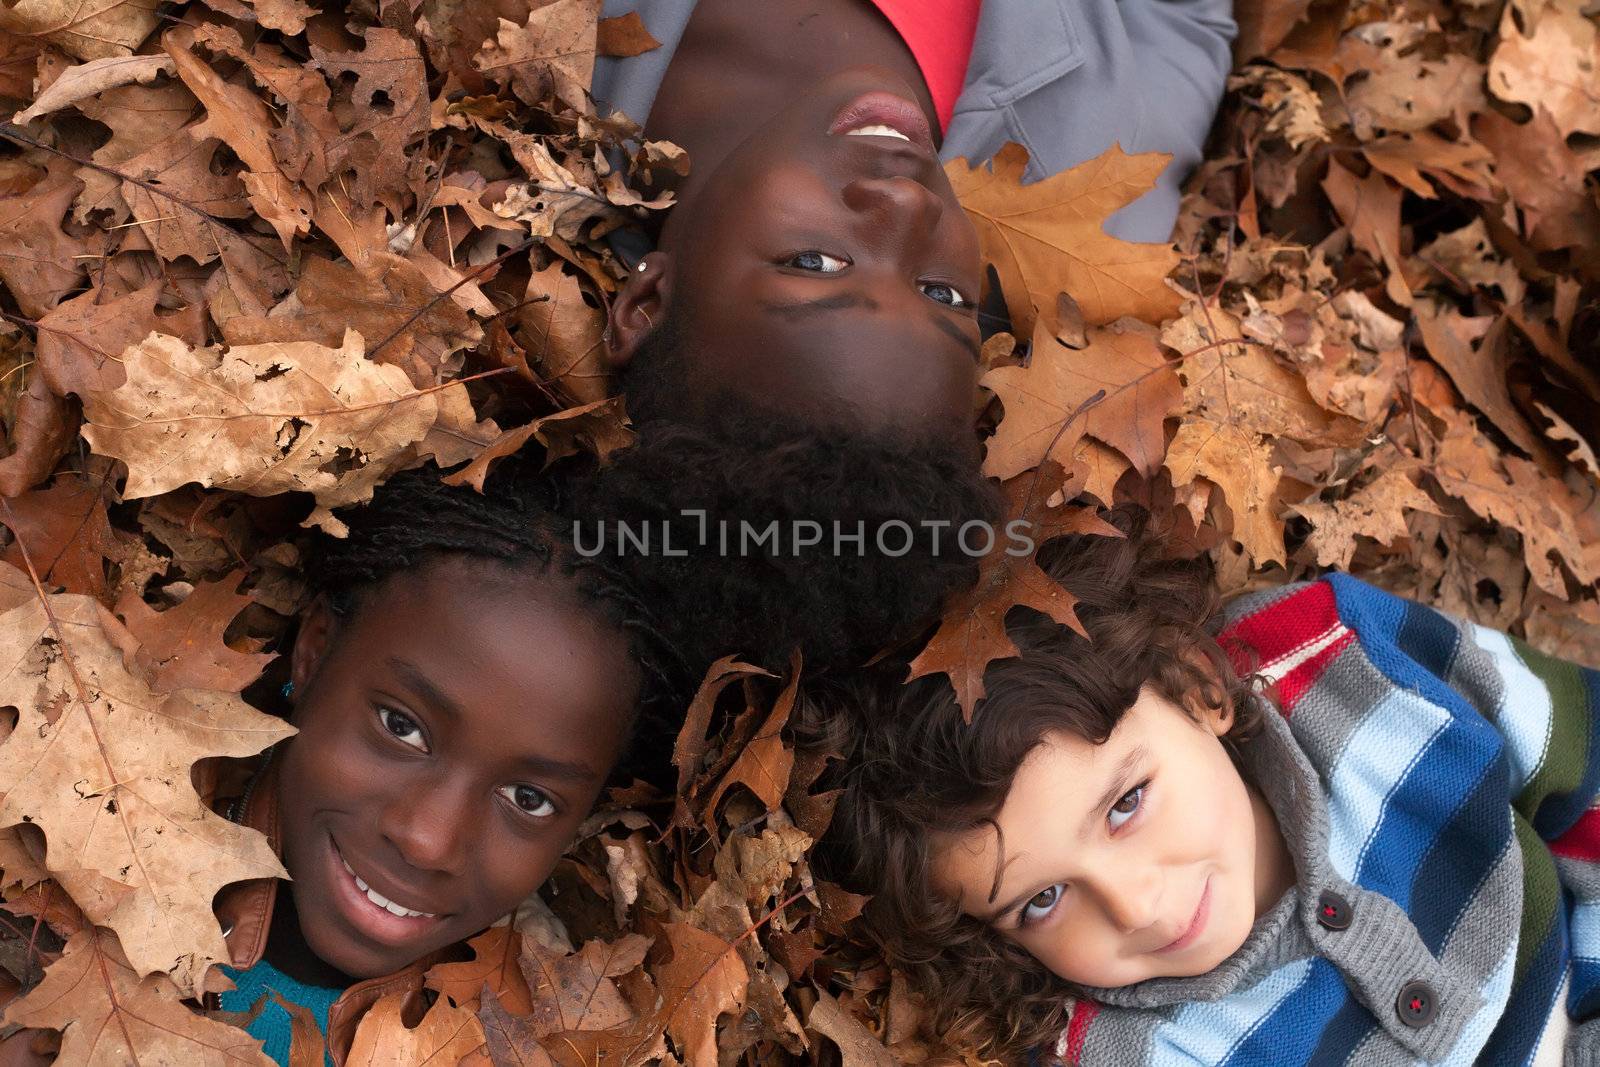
[841,175,945,237]
[1094,865,1165,934]
[377,773,471,874]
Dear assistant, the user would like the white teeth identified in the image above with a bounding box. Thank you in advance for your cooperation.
[338,854,435,918]
[845,124,912,142]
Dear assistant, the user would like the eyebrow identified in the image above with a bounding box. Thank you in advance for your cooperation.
[979,743,1150,924]
[384,657,599,782]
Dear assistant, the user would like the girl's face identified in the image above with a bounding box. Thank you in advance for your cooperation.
[932,687,1291,990]
[278,557,640,979]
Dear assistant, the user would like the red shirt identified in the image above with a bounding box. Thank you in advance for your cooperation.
[866,0,982,133]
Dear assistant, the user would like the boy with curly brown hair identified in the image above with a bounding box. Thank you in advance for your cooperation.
[810,508,1600,1065]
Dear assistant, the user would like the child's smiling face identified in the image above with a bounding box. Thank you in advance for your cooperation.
[277,556,641,979]
[932,686,1292,990]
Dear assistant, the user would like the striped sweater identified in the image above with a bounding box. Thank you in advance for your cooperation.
[1049,574,1600,1066]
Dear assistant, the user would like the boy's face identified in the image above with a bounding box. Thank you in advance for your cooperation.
[934,687,1286,989]
[278,558,639,979]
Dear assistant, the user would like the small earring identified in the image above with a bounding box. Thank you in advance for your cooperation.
[636,261,648,273]
[281,680,295,700]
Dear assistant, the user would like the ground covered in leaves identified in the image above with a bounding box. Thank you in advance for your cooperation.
[0,0,1597,1063]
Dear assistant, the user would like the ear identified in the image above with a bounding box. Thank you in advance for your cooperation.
[602,255,671,371]
[1182,647,1234,737]
[290,597,338,702]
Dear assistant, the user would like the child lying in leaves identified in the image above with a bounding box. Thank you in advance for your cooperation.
[0,466,683,1066]
[812,507,1600,1064]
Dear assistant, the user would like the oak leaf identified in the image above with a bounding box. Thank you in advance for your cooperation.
[1164,418,1284,566]
[514,259,610,405]
[1415,303,1541,457]
[702,663,799,830]
[656,923,750,1067]
[0,477,129,599]
[2,927,271,1064]
[982,317,1180,481]
[79,330,463,534]
[0,567,293,994]
[0,0,161,61]
[0,375,76,498]
[0,177,90,319]
[12,53,173,124]
[476,0,601,113]
[424,924,534,1015]
[114,571,273,693]
[1473,107,1600,253]
[345,991,488,1066]
[947,143,1182,338]
[1291,467,1440,569]
[307,28,431,208]
[34,281,195,397]
[477,985,555,1067]
[1487,1,1600,139]
[520,933,650,1036]
[808,988,896,1067]
[596,12,660,58]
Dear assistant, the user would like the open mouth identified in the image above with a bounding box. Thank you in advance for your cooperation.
[326,836,445,944]
[828,90,935,155]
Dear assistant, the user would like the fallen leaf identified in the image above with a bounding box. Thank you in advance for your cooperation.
[1473,107,1600,252]
[1321,157,1412,307]
[655,923,749,1067]
[0,177,90,319]
[668,658,774,827]
[808,987,896,1067]
[0,0,162,61]
[514,259,609,405]
[596,12,660,57]
[1164,418,1285,565]
[444,396,634,492]
[520,934,649,1036]
[34,280,180,396]
[114,571,273,692]
[1487,0,1600,139]
[425,924,534,1015]
[2,927,272,1064]
[1415,303,1541,457]
[475,0,601,113]
[702,658,800,829]
[946,142,1182,338]
[345,991,487,1066]
[12,53,173,124]
[477,984,555,1067]
[79,330,462,535]
[0,478,126,598]
[1291,467,1439,568]
[981,317,1180,480]
[0,568,293,994]
[0,374,76,497]
[268,991,328,1067]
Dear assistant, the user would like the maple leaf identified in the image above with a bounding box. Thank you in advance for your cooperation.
[78,330,464,535]
[114,571,273,693]
[3,927,271,1063]
[945,142,1182,339]
[908,467,1113,720]
[475,0,602,113]
[0,563,293,995]
[520,933,650,1037]
[0,0,161,61]
[345,991,487,1066]
[424,924,534,1015]
[982,317,1181,481]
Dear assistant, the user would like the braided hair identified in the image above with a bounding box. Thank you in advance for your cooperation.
[305,462,689,785]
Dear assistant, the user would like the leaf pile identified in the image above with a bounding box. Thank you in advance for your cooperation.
[0,0,1598,1063]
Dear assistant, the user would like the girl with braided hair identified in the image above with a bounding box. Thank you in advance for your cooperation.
[112,465,674,1066]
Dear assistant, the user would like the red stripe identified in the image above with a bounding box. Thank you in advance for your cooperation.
[1276,631,1357,716]
[1220,581,1340,671]
[1062,1000,1100,1064]
[1552,806,1600,862]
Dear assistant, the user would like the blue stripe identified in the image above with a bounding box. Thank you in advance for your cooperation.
[1407,760,1511,953]
[1290,979,1375,1066]
[1476,907,1568,1067]
[1221,958,1347,1066]
[1394,593,1462,682]
[1570,958,1600,1020]
[1468,625,1553,795]
[1149,959,1314,1067]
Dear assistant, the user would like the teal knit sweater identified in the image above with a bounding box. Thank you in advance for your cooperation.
[219,960,340,1066]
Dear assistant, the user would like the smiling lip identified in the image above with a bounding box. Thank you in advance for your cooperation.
[1156,877,1212,954]
[828,90,935,155]
[325,836,445,946]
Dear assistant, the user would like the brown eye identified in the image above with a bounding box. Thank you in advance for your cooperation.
[1108,782,1147,831]
[1018,883,1063,927]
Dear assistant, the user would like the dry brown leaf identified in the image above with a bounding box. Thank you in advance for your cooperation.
[1415,304,1541,457]
[702,660,800,829]
[1487,0,1600,139]
[345,990,487,1066]
[808,987,896,1067]
[0,478,127,598]
[34,281,187,397]
[114,570,273,692]
[0,374,76,498]
[79,330,462,534]
[1360,131,1494,200]
[1321,157,1412,307]
[1473,107,1600,252]
[2,927,271,1064]
[946,142,1182,338]
[596,12,660,58]
[475,0,601,113]
[0,0,161,61]
[982,317,1180,481]
[515,259,609,405]
[0,567,292,994]
[12,53,173,123]
[1165,418,1285,566]
[425,924,534,1015]
[444,396,634,491]
[656,923,749,1067]
[0,177,90,319]
[520,933,650,1036]
[268,990,328,1067]
[1291,467,1440,569]
[478,984,555,1067]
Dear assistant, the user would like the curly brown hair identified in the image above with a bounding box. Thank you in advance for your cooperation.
[801,505,1261,1060]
